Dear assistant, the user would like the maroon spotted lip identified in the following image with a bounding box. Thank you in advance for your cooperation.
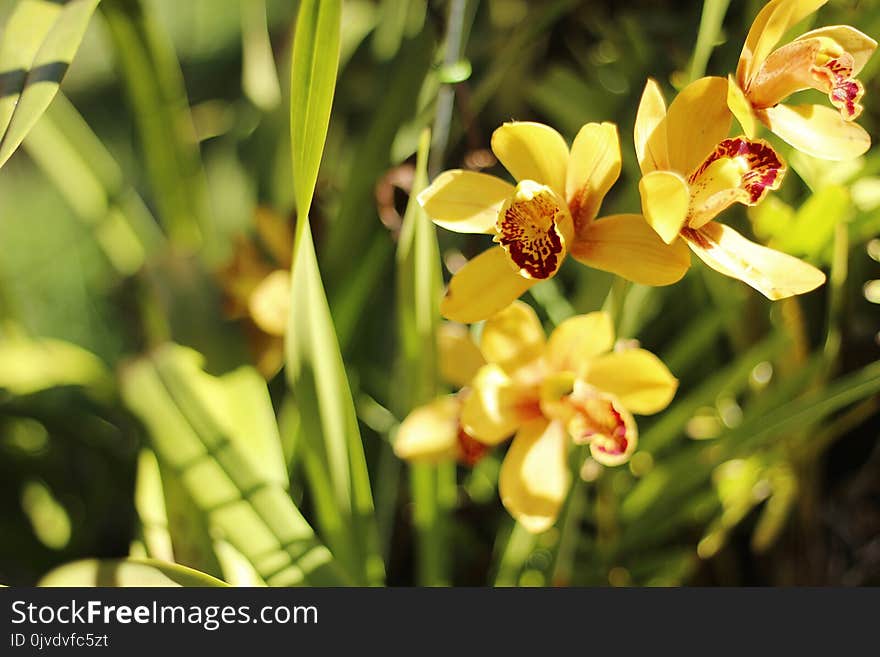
[688,137,785,206]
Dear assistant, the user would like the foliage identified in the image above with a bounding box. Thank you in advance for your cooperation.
[1,0,879,587]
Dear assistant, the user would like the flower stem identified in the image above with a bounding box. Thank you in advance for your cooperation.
[604,276,632,336]
[429,0,469,178]
[549,445,589,586]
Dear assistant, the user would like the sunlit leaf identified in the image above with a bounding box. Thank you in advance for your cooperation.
[21,479,71,550]
[688,0,731,81]
[122,345,350,586]
[395,129,455,586]
[0,0,102,168]
[0,329,111,397]
[40,558,228,587]
[241,0,281,111]
[289,0,340,221]
[134,448,175,562]
[23,93,163,274]
[101,0,208,249]
[286,0,384,586]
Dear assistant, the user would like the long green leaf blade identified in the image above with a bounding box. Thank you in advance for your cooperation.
[289,0,340,221]
[286,0,383,585]
[101,0,208,250]
[0,0,102,168]
[394,129,454,585]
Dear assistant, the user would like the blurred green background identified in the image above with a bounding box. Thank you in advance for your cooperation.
[1,0,879,586]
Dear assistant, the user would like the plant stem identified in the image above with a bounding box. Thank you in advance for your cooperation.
[429,0,468,178]
[604,276,632,336]
[689,0,732,82]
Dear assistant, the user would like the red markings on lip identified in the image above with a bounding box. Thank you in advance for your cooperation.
[814,55,865,120]
[689,137,784,205]
[457,428,489,466]
[496,194,565,279]
[572,396,630,456]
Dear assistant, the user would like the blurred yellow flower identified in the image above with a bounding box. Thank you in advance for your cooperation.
[635,76,826,300]
[217,207,293,376]
[392,323,488,465]
[728,0,877,160]
[395,302,677,533]
[418,121,690,323]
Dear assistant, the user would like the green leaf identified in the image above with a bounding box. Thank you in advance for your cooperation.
[395,129,440,411]
[285,228,383,585]
[289,0,341,221]
[122,345,350,586]
[23,92,164,275]
[286,0,383,586]
[101,0,209,250]
[134,448,175,562]
[688,0,730,82]
[339,1,378,71]
[40,558,228,587]
[241,0,281,111]
[640,333,790,455]
[394,129,454,585]
[213,539,267,587]
[372,0,409,61]
[0,0,102,169]
[751,186,850,263]
[21,479,72,550]
[323,32,434,283]
[0,328,111,397]
[720,358,880,457]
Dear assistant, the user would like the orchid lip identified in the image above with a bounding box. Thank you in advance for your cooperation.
[495,181,571,280]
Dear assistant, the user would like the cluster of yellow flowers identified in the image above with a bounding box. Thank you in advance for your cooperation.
[394,0,876,532]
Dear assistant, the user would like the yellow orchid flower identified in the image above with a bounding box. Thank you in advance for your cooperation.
[635,76,826,300]
[728,0,877,160]
[395,302,678,533]
[417,121,690,323]
[393,323,489,465]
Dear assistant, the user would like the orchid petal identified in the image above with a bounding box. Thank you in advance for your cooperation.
[570,214,691,286]
[683,222,826,299]
[738,0,828,86]
[499,418,570,534]
[418,170,513,234]
[761,103,870,160]
[480,301,546,373]
[440,246,535,323]
[546,312,615,376]
[394,396,461,462]
[639,170,690,244]
[566,122,621,232]
[437,323,485,387]
[634,78,670,175]
[666,76,732,174]
[491,121,569,196]
[584,349,678,415]
[461,364,538,445]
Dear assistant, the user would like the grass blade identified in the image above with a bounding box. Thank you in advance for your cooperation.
[101,0,209,250]
[0,0,102,168]
[395,130,455,585]
[289,0,340,222]
[286,0,383,585]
